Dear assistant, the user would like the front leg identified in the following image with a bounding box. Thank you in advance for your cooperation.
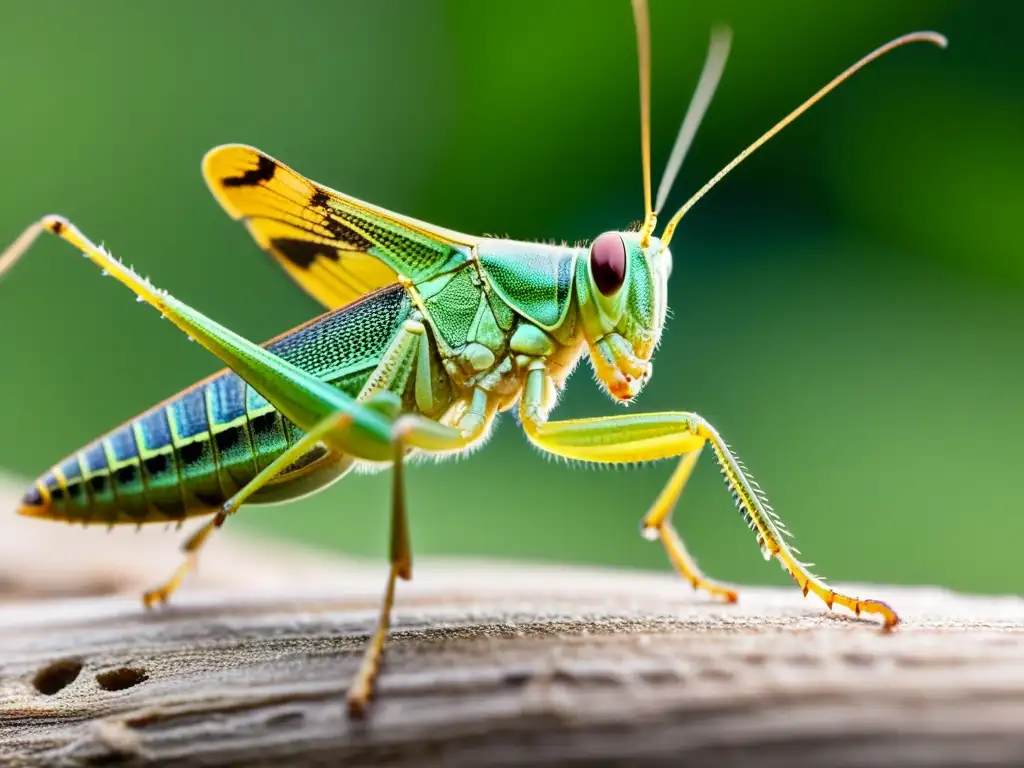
[518,367,899,628]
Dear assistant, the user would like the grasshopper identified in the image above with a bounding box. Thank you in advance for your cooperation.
[1,2,944,715]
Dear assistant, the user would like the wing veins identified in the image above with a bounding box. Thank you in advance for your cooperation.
[204,144,474,309]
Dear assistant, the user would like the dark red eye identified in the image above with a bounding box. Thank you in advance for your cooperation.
[590,232,626,296]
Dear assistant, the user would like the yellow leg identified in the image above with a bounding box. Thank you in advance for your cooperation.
[521,397,898,628]
[640,446,738,602]
[142,411,356,608]
[142,514,222,607]
[346,412,473,717]
[346,436,411,717]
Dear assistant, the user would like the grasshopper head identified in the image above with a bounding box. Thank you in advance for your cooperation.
[581,3,946,403]
[576,231,671,402]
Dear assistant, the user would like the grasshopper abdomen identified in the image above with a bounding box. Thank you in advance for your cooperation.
[20,284,416,525]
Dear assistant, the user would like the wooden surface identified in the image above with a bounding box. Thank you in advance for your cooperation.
[2,476,1024,767]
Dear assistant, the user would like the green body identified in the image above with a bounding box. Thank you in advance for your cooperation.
[29,238,608,525]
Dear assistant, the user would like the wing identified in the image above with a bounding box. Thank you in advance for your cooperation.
[203,144,479,310]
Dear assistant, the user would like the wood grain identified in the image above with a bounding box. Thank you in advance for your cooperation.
[1,476,1023,767]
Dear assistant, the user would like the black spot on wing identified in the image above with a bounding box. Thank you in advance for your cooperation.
[270,238,341,269]
[310,189,330,209]
[305,200,377,250]
[222,154,277,187]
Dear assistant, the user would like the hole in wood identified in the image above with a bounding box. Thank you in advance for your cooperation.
[33,658,83,695]
[96,667,149,691]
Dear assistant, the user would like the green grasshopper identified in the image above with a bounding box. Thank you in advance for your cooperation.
[1,1,944,715]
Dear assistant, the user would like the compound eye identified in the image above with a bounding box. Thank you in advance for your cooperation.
[590,232,626,296]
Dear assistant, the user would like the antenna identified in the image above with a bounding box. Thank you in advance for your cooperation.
[654,26,732,215]
[631,0,655,246]
[659,30,947,248]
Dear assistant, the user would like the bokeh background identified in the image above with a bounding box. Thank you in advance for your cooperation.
[0,1,1020,596]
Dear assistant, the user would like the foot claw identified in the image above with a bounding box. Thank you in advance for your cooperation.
[696,580,739,604]
[348,688,376,724]
[142,588,170,609]
[346,690,371,719]
[864,599,900,630]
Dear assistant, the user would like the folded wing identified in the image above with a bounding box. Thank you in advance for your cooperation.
[203,145,477,309]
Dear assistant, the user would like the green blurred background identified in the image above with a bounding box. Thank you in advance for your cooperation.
[0,1,1020,595]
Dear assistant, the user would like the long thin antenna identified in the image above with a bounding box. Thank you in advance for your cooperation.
[631,0,655,246]
[0,221,43,282]
[654,26,732,215]
[660,30,947,248]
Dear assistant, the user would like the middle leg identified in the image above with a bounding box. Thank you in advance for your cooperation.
[346,410,479,716]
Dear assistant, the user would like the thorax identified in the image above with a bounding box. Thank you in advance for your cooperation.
[408,239,588,410]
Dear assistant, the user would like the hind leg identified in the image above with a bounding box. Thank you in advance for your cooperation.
[143,412,356,607]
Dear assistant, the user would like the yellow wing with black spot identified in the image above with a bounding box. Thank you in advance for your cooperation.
[203,144,479,310]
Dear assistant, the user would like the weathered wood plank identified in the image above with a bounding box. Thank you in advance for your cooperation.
[1,476,1023,767]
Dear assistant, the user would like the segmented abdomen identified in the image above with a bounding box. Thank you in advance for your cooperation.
[22,284,414,525]
[29,372,307,524]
